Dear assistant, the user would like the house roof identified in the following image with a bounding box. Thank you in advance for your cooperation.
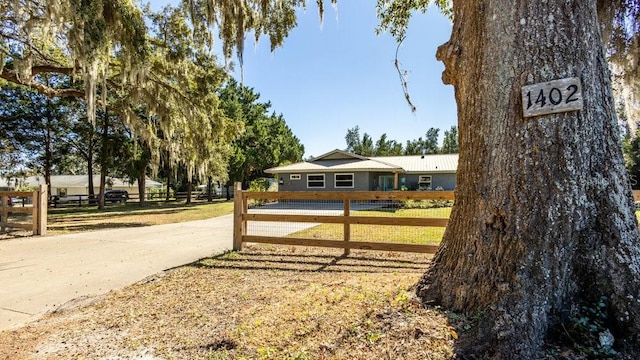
[370,154,458,173]
[0,175,163,189]
[265,149,458,174]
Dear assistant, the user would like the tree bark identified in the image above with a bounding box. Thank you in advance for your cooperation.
[186,181,192,205]
[87,148,95,204]
[98,111,109,210]
[416,1,640,357]
[44,115,52,194]
[207,176,213,202]
[165,153,172,202]
[137,174,145,206]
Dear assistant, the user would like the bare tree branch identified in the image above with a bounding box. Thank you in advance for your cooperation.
[394,36,416,113]
[1,68,84,98]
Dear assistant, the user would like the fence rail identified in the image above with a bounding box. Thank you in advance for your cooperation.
[48,189,231,207]
[0,185,47,235]
[233,182,452,254]
[234,187,640,255]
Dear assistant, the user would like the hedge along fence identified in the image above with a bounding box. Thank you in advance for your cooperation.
[232,182,454,254]
[0,184,48,236]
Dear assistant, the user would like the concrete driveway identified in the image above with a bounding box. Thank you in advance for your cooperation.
[0,214,233,331]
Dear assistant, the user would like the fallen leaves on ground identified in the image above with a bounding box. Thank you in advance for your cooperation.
[0,245,455,359]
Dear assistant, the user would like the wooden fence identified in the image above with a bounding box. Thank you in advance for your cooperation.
[233,182,453,254]
[48,189,232,207]
[234,187,640,254]
[0,184,48,236]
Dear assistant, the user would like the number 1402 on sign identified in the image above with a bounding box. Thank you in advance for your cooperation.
[521,77,583,118]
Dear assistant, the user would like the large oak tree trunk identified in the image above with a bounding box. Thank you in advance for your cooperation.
[417,1,640,357]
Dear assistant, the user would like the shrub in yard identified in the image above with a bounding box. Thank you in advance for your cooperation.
[248,178,277,207]
[399,200,453,209]
[249,178,272,192]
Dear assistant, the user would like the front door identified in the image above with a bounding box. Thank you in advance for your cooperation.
[379,175,395,191]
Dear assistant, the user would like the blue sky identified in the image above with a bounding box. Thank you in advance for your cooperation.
[148,1,456,158]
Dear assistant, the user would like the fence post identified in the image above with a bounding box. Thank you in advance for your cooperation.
[343,198,350,256]
[0,194,7,232]
[32,189,39,234]
[233,182,244,251]
[37,184,48,236]
[242,191,248,240]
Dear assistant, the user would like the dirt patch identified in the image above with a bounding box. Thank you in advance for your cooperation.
[0,245,455,359]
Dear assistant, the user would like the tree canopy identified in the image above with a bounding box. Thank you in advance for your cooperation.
[344,125,457,156]
[3,0,637,135]
[0,80,73,179]
[1,1,241,181]
[2,0,316,192]
[219,79,304,189]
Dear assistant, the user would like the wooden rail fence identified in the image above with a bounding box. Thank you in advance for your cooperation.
[0,184,48,236]
[233,182,453,254]
[234,187,640,254]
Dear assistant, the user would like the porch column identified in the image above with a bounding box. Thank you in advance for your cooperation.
[394,172,399,190]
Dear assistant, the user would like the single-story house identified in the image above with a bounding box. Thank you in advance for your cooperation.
[265,149,458,191]
[0,175,162,196]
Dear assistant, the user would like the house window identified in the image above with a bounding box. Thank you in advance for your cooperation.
[418,175,432,190]
[58,188,68,196]
[307,174,325,188]
[334,173,354,188]
[290,174,301,180]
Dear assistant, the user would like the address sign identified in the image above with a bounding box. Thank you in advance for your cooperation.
[521,77,583,117]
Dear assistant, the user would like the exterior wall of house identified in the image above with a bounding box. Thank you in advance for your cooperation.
[53,187,88,196]
[276,172,372,191]
[275,172,456,191]
[403,173,456,191]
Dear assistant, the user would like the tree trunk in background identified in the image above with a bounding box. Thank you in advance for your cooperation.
[98,111,109,210]
[44,117,52,194]
[165,153,172,201]
[417,1,640,357]
[137,175,145,206]
[87,151,95,203]
[87,134,95,204]
[207,176,213,202]
[186,181,192,205]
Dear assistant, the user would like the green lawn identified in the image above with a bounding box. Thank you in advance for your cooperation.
[47,200,234,234]
[287,207,451,245]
